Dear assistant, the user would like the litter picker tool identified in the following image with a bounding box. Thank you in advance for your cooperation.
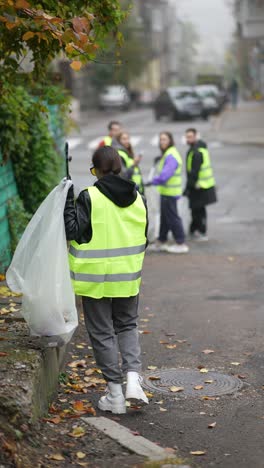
[65,142,72,180]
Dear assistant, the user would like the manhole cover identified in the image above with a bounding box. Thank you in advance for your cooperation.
[143,369,243,397]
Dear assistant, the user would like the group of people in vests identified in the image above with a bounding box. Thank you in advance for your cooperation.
[64,120,217,414]
[98,121,217,253]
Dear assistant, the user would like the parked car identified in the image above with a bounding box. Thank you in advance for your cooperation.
[154,87,203,121]
[138,90,156,107]
[195,85,220,116]
[98,85,131,110]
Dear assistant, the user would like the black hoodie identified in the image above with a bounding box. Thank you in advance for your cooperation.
[64,174,148,244]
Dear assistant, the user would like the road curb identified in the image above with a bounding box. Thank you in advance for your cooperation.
[82,416,176,461]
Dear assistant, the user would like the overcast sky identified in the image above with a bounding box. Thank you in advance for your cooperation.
[176,0,235,64]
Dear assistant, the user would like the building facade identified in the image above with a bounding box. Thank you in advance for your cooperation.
[236,0,264,94]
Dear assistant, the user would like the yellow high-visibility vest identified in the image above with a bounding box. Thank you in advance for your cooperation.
[157,146,183,197]
[187,147,215,189]
[69,186,147,299]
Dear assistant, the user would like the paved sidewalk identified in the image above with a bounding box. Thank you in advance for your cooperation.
[214,101,264,146]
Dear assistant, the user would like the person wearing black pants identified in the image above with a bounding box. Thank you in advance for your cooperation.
[184,128,217,241]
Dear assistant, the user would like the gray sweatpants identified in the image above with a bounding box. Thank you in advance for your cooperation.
[82,295,141,383]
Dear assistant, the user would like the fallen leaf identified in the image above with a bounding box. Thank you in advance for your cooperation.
[131,430,140,436]
[176,339,187,343]
[68,426,86,438]
[0,352,8,357]
[201,396,217,401]
[76,452,86,460]
[49,453,65,461]
[141,330,152,334]
[0,274,5,281]
[148,376,161,381]
[159,340,169,345]
[204,379,214,384]
[73,401,85,412]
[76,345,85,349]
[170,386,184,393]
[200,368,209,373]
[190,451,206,456]
[140,318,149,322]
[237,374,247,380]
[160,407,167,412]
[230,362,240,366]
[43,416,61,424]
[145,392,154,398]
[208,422,217,429]
[202,349,215,354]
[155,400,164,405]
[68,360,86,368]
[147,366,157,371]
[166,344,177,349]
[194,385,204,390]
[228,256,234,262]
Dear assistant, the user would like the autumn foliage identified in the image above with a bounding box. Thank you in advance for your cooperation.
[0,0,126,78]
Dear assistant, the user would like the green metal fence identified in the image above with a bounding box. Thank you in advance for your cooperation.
[0,153,17,272]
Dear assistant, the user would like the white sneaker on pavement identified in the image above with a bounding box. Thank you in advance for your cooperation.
[190,232,209,242]
[126,371,149,406]
[98,382,126,414]
[147,242,169,252]
[166,243,189,254]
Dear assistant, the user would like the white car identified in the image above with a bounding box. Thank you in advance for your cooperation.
[99,85,131,110]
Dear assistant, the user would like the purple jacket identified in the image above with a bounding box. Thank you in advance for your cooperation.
[152,154,180,199]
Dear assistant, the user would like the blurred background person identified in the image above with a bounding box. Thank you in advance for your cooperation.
[148,132,189,254]
[117,131,144,195]
[229,78,239,110]
[184,128,217,241]
[98,121,122,148]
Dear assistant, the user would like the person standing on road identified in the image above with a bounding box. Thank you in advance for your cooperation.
[148,132,189,254]
[117,131,145,195]
[184,128,217,241]
[98,121,122,148]
[64,146,149,414]
[229,79,239,110]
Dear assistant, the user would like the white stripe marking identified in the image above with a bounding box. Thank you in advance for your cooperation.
[151,135,159,147]
[88,137,103,150]
[68,137,82,150]
[130,136,141,147]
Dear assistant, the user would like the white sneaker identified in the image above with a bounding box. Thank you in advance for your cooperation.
[166,243,189,254]
[98,382,126,414]
[147,242,168,252]
[191,232,209,242]
[126,371,149,406]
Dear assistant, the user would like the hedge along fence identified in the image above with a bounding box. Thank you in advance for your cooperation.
[0,153,17,272]
[0,92,67,274]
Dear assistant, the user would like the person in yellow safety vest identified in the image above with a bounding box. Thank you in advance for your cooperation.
[64,146,149,414]
[147,132,189,254]
[98,121,122,148]
[116,131,145,195]
[184,128,217,242]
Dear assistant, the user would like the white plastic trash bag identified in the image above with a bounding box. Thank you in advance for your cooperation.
[6,180,78,338]
[146,186,160,243]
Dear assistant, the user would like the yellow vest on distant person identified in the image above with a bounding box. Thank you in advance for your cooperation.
[187,147,215,189]
[157,146,183,197]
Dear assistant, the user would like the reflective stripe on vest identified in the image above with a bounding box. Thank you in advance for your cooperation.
[104,136,112,146]
[187,147,215,189]
[157,146,183,196]
[69,186,147,299]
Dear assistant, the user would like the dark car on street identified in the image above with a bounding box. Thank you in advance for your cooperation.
[154,87,203,121]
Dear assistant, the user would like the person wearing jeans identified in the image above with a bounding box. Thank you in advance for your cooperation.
[64,146,148,414]
[148,132,189,254]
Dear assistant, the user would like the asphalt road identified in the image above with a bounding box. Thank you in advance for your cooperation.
[69,109,264,468]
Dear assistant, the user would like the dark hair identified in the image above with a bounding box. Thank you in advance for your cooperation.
[160,132,175,152]
[92,146,121,175]
[108,120,121,131]
[117,131,134,158]
[186,128,197,135]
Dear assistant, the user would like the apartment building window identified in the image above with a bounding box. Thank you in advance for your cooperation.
[249,0,264,19]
